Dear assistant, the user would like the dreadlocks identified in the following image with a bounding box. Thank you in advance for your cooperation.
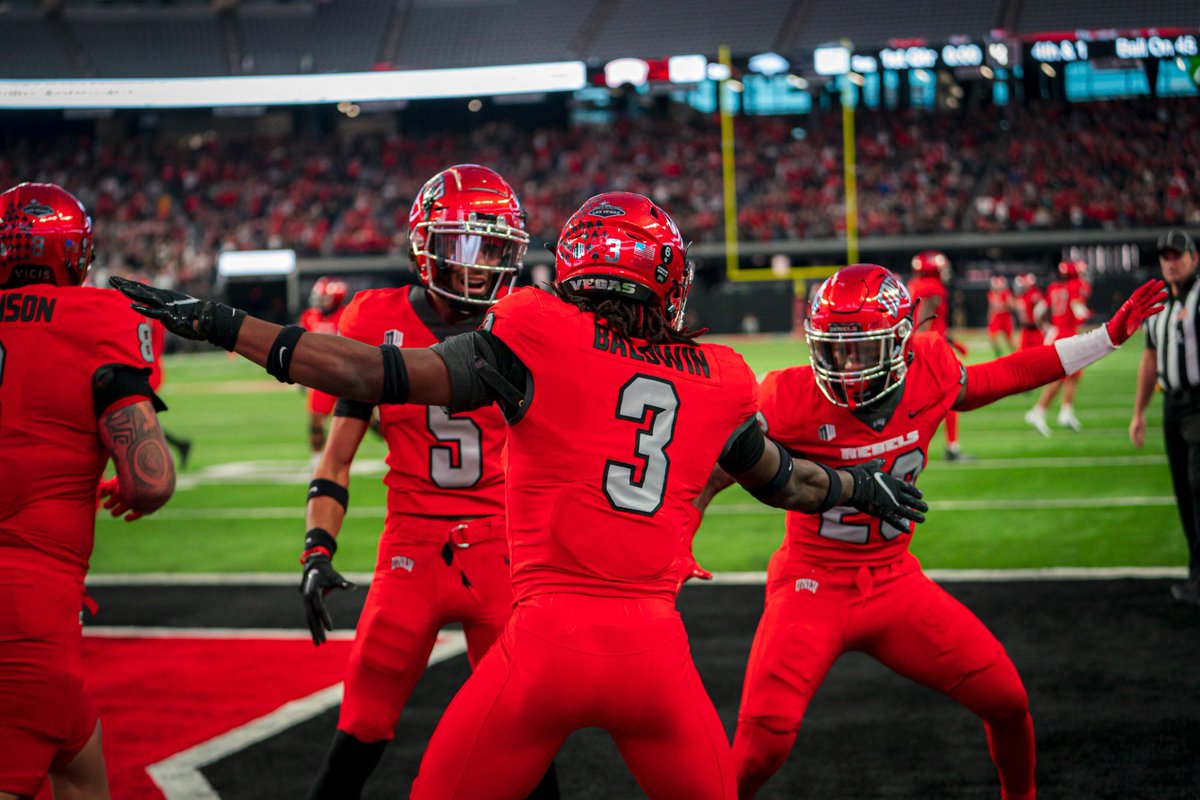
[551,284,702,346]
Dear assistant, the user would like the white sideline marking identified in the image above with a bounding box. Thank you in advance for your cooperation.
[701,566,1187,585]
[924,454,1166,470]
[145,630,467,800]
[87,566,1189,589]
[101,493,1176,523]
[84,626,356,641]
[174,459,387,491]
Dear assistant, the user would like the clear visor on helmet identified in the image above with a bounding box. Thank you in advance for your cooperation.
[418,219,529,306]
[805,320,911,409]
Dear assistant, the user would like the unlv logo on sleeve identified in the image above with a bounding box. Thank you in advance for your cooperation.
[384,329,404,347]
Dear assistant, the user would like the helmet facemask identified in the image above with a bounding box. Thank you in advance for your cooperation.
[414,214,528,308]
[806,316,913,409]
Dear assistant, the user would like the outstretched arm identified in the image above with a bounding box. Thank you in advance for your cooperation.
[954,278,1166,412]
[110,277,451,405]
[713,419,927,529]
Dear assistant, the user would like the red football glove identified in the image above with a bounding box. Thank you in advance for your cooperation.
[97,476,143,522]
[949,337,969,357]
[1106,279,1167,346]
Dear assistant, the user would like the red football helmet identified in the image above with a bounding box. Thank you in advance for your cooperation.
[805,264,914,409]
[309,275,348,313]
[0,182,93,288]
[912,249,950,281]
[555,192,692,331]
[1058,260,1080,279]
[1014,273,1037,293]
[408,164,528,308]
[990,275,1008,291]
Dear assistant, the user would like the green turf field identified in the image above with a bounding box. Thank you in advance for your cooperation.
[92,333,1185,574]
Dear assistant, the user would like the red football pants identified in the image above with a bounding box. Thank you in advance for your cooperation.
[0,576,97,797]
[338,515,513,743]
[733,553,1034,800]
[411,593,736,800]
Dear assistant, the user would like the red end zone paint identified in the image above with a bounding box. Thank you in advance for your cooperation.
[37,636,352,800]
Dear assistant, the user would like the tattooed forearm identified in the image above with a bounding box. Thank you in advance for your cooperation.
[100,400,176,514]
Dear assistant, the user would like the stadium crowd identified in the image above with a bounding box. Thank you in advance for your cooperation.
[1,97,1196,291]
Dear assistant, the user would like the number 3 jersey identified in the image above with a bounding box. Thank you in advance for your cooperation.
[0,285,156,583]
[758,332,964,571]
[337,285,506,520]
[484,287,759,602]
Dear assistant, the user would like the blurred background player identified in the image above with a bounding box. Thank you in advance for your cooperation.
[111,191,927,800]
[0,183,176,800]
[987,275,1016,356]
[1014,273,1048,352]
[699,264,1164,800]
[299,165,558,799]
[300,275,348,464]
[147,319,193,468]
[1025,260,1092,435]
[908,249,968,460]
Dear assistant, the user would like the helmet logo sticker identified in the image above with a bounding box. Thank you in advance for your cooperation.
[818,424,837,441]
[877,274,905,318]
[20,200,55,218]
[588,203,625,218]
[660,244,673,263]
[655,264,669,283]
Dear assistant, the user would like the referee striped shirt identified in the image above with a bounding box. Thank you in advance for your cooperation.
[1145,277,1200,391]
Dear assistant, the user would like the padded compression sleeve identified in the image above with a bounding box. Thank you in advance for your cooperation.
[958,346,1065,411]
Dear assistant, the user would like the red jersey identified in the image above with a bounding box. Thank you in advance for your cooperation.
[758,333,962,571]
[987,288,1013,320]
[338,286,506,520]
[1046,278,1088,337]
[148,318,167,390]
[300,305,344,336]
[0,285,156,583]
[1016,288,1044,329]
[906,276,948,335]
[485,287,758,602]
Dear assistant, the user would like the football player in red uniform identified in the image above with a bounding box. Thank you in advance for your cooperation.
[299,276,348,463]
[299,166,556,799]
[1013,273,1047,352]
[112,192,928,799]
[0,183,176,800]
[1025,261,1092,435]
[986,275,1015,356]
[908,250,967,460]
[693,264,1164,800]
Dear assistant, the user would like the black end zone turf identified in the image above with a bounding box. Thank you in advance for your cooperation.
[90,579,1200,798]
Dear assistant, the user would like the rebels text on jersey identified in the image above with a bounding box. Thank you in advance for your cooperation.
[485,288,758,602]
[759,333,962,571]
[0,285,156,581]
[338,286,506,521]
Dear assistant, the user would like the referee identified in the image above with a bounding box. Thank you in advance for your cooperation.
[1130,229,1200,605]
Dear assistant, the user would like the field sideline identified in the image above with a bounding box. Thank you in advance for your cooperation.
[93,331,1185,575]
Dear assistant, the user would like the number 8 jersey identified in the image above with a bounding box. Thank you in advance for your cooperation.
[758,332,964,571]
[337,285,506,520]
[484,287,758,602]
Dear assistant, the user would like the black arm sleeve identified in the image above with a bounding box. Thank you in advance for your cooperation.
[717,415,767,475]
[334,397,376,420]
[92,364,166,417]
[430,330,531,421]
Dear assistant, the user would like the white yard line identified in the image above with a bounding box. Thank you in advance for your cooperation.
[145,631,466,800]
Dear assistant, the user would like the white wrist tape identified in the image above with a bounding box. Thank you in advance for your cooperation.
[1054,325,1115,376]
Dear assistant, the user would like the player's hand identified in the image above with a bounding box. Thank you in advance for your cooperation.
[1129,412,1146,449]
[109,276,244,349]
[845,458,928,529]
[96,476,143,522]
[1106,279,1167,346]
[299,554,356,646]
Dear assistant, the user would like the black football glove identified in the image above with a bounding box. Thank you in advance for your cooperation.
[300,553,356,646]
[109,276,245,351]
[845,457,929,530]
